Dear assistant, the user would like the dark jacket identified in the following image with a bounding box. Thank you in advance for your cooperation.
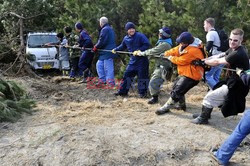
[216,46,250,117]
[115,32,150,68]
[221,74,249,117]
[78,30,93,54]
[95,24,117,60]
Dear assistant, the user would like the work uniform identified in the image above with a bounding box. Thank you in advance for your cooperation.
[78,30,94,77]
[114,31,150,96]
[95,24,117,85]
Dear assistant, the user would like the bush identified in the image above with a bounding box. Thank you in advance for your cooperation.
[0,78,36,122]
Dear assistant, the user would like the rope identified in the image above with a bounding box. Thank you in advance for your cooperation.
[50,45,238,72]
[65,46,133,54]
[221,68,236,72]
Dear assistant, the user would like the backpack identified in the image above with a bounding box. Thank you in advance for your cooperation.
[191,44,211,72]
[215,29,229,52]
[191,45,211,82]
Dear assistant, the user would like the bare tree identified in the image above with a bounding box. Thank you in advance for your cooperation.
[3,12,45,78]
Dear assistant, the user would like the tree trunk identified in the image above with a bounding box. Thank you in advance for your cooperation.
[8,12,42,79]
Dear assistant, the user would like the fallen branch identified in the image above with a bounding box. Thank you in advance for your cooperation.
[2,51,21,74]
[0,138,21,148]
[0,50,12,56]
[7,11,45,79]
[0,123,9,129]
[28,121,55,127]
[15,59,25,75]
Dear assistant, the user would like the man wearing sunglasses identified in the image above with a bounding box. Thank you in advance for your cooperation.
[192,28,249,124]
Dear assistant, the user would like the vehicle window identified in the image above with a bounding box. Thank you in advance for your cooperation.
[28,35,58,47]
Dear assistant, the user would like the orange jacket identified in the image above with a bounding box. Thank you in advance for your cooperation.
[164,39,204,81]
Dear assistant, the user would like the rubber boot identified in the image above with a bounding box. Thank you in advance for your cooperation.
[148,95,158,104]
[62,70,66,76]
[155,97,177,115]
[78,76,86,84]
[65,70,69,76]
[192,113,211,119]
[176,96,186,111]
[191,105,213,124]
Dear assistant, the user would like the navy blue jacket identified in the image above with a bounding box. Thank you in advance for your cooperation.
[95,24,117,60]
[78,30,93,54]
[115,32,150,67]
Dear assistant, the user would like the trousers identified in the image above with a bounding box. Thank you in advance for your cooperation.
[215,109,250,165]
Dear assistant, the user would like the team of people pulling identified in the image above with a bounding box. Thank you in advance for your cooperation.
[54,16,250,165]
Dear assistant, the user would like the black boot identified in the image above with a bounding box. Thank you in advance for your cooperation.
[148,95,158,104]
[139,93,148,98]
[191,105,213,124]
[114,92,128,97]
[175,96,186,111]
[155,97,176,115]
[192,113,211,119]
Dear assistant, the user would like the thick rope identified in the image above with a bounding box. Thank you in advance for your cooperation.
[45,45,237,72]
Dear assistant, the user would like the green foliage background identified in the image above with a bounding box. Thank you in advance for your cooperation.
[0,78,36,122]
[1,0,250,76]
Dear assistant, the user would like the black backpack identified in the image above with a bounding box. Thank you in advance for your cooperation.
[191,45,211,72]
[215,29,229,52]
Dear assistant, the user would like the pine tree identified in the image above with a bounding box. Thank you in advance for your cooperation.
[0,78,36,122]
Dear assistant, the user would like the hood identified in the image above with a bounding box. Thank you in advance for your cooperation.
[189,37,202,47]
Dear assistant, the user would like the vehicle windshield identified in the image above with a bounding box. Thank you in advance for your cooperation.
[27,35,58,48]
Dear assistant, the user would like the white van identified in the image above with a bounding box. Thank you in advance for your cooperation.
[26,32,60,69]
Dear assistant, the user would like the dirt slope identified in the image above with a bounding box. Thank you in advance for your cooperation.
[0,76,250,166]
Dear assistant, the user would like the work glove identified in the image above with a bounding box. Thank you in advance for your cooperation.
[73,45,78,49]
[74,35,79,40]
[133,50,142,56]
[44,43,53,47]
[166,56,172,61]
[191,59,206,67]
[111,49,116,54]
[236,68,243,76]
[92,46,98,52]
[159,53,165,58]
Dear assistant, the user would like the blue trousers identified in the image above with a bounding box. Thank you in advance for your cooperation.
[96,58,115,85]
[118,64,149,95]
[205,64,224,89]
[216,109,250,165]
[78,51,93,77]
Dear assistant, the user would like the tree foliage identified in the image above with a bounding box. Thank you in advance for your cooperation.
[0,78,36,122]
[0,0,250,71]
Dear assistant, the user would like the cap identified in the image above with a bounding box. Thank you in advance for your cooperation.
[176,32,194,44]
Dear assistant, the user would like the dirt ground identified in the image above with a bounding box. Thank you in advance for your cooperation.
[0,75,250,166]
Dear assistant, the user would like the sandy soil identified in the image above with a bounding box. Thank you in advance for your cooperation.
[0,76,249,166]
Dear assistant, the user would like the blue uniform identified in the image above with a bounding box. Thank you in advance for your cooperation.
[215,70,250,165]
[95,24,117,85]
[114,32,150,96]
[78,30,94,76]
[95,24,117,60]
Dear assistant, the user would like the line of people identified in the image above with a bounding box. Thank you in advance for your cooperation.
[55,16,250,165]
[57,17,249,119]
